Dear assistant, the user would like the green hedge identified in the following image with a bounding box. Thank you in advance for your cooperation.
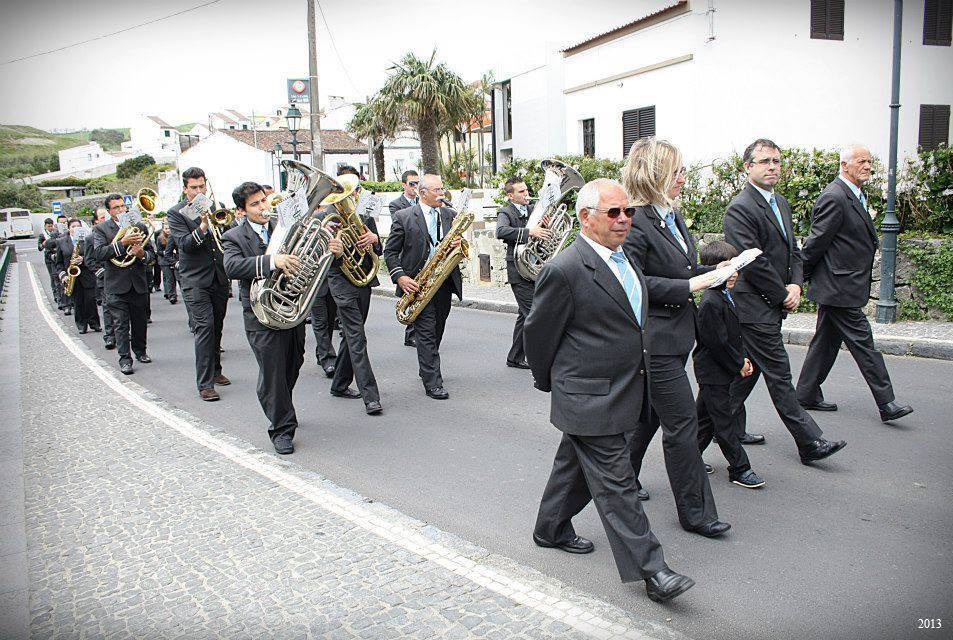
[36,176,92,187]
[360,180,402,193]
[900,240,953,320]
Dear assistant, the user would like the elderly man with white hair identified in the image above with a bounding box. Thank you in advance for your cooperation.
[525,178,695,603]
[796,144,913,423]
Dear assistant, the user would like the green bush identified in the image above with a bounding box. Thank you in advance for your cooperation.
[360,180,402,193]
[89,128,125,150]
[898,145,953,235]
[492,155,625,207]
[901,240,953,320]
[0,179,44,209]
[116,154,155,179]
[37,176,91,187]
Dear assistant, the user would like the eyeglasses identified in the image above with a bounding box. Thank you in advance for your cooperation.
[589,206,636,219]
[408,181,419,186]
[750,158,782,167]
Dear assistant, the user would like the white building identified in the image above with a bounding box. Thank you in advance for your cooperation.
[122,115,180,162]
[491,0,953,168]
[209,110,253,131]
[58,142,108,173]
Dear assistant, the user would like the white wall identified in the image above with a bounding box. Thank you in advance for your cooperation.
[176,132,275,208]
[59,143,108,172]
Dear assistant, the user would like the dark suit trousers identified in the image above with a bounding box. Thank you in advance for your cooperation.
[535,433,667,582]
[47,262,64,305]
[151,263,161,291]
[246,323,305,441]
[796,305,894,407]
[181,284,228,390]
[174,270,195,332]
[70,285,100,332]
[310,292,338,368]
[629,354,718,530]
[405,324,415,344]
[508,279,534,365]
[161,266,177,299]
[107,291,148,361]
[731,321,823,448]
[329,279,380,403]
[97,282,114,341]
[697,383,750,479]
[412,281,452,389]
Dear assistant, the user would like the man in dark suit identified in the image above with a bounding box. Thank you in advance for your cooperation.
[390,169,419,348]
[155,221,178,304]
[39,218,64,307]
[167,167,231,402]
[384,173,463,399]
[796,144,913,423]
[309,260,338,377]
[53,218,100,334]
[495,177,543,369]
[222,182,305,455]
[91,194,155,375]
[88,207,115,349]
[528,178,694,603]
[723,139,846,465]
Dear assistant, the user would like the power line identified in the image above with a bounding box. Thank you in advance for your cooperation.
[314,0,359,95]
[0,0,222,66]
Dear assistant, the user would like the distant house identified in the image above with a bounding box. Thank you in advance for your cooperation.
[122,115,180,162]
[58,142,108,173]
[209,110,253,131]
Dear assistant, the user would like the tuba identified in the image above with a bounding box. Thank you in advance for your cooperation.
[249,159,346,329]
[320,174,380,287]
[396,191,473,325]
[514,159,585,281]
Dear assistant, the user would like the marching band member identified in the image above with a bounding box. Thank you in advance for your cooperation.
[167,167,231,401]
[53,217,101,334]
[309,260,338,377]
[39,217,63,308]
[92,194,155,375]
[89,207,116,349]
[384,174,463,400]
[390,170,419,348]
[222,182,305,455]
[155,221,178,304]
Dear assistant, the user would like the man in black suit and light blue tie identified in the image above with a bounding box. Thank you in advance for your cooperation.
[390,170,419,348]
[796,144,912,423]
[527,178,694,604]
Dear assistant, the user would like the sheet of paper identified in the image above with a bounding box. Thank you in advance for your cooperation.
[707,248,763,288]
[276,187,308,228]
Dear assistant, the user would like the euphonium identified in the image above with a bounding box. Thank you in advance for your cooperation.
[396,193,473,325]
[110,220,150,267]
[514,159,585,281]
[64,236,82,297]
[249,159,346,329]
[320,174,380,287]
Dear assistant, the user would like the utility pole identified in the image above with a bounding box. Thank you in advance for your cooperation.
[307,0,324,170]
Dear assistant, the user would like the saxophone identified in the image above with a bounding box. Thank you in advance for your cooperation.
[319,174,380,287]
[63,237,82,297]
[514,159,585,281]
[395,193,473,326]
[249,159,345,329]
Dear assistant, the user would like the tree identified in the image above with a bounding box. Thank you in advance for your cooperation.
[0,180,44,210]
[377,50,476,174]
[116,154,155,179]
[89,128,125,150]
[347,97,398,181]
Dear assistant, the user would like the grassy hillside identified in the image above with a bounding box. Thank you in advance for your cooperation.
[0,125,129,179]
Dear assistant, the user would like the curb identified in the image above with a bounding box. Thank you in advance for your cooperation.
[374,288,953,362]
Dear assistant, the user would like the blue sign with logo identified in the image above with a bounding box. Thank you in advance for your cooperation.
[51,201,62,214]
[123,195,133,208]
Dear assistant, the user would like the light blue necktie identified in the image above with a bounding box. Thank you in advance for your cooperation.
[426,208,438,259]
[768,195,787,239]
[858,190,867,210]
[609,251,642,324]
[664,211,688,253]
[724,290,735,307]
[261,225,269,244]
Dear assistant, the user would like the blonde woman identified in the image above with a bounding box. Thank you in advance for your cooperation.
[621,138,730,538]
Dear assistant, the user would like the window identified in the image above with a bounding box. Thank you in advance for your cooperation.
[164,130,171,137]
[582,119,595,157]
[924,0,953,46]
[242,124,249,130]
[501,80,512,141]
[622,106,655,157]
[919,104,950,151]
[810,0,845,40]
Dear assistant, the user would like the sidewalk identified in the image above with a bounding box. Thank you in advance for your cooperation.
[13,262,686,640]
[374,281,953,361]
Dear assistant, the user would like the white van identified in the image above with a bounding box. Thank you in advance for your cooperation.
[0,208,34,239]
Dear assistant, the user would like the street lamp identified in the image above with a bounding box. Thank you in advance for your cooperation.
[273,142,284,190]
[286,104,302,161]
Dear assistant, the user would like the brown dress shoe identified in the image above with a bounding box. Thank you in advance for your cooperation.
[199,388,220,402]
[213,374,231,386]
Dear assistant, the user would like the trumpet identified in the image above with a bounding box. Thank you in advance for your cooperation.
[208,207,234,253]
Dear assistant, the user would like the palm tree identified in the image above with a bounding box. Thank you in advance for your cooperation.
[347,97,397,181]
[377,50,475,174]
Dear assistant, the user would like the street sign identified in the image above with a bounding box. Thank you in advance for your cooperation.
[287,78,310,104]
[123,195,133,208]
[51,201,62,214]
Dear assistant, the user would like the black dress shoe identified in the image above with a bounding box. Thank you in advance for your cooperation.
[799,438,847,465]
[739,432,766,445]
[532,533,594,554]
[365,401,383,415]
[800,400,838,411]
[104,340,116,350]
[404,338,416,347]
[645,568,695,603]
[64,308,72,315]
[637,487,650,501]
[323,365,335,378]
[687,520,731,538]
[119,361,134,375]
[330,388,362,399]
[135,353,152,363]
[169,298,177,304]
[426,386,449,400]
[273,436,294,455]
[90,326,102,332]
[704,463,714,474]
[879,401,913,422]
[79,328,88,334]
[506,360,531,369]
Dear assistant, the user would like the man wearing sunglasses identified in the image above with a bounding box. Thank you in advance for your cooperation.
[390,170,420,348]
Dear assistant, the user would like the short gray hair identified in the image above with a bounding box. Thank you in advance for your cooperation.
[839,144,868,163]
[575,178,624,219]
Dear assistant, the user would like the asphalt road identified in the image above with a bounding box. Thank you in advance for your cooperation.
[20,240,953,640]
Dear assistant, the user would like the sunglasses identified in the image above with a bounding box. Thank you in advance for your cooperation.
[408,181,419,186]
[589,206,636,219]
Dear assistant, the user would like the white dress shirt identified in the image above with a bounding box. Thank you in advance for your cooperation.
[579,232,642,297]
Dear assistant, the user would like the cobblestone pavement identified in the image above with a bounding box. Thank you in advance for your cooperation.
[19,262,685,640]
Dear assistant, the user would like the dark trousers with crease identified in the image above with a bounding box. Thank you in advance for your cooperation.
[412,281,452,390]
[328,276,379,404]
[731,321,824,448]
[629,353,718,530]
[151,263,161,291]
[246,322,305,442]
[310,291,337,368]
[161,265,177,300]
[97,283,114,342]
[508,279,534,365]
[535,432,668,583]
[175,270,195,332]
[106,290,148,362]
[70,285,100,332]
[697,383,750,479]
[182,284,228,391]
[405,324,415,344]
[796,304,894,407]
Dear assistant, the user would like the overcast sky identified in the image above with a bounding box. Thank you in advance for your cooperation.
[0,0,660,131]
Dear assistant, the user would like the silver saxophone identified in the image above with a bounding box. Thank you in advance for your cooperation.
[514,159,585,281]
[249,159,345,329]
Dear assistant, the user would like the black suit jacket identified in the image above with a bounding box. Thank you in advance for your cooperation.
[388,194,416,216]
[41,230,61,264]
[222,218,277,332]
[623,204,712,356]
[166,200,228,289]
[801,178,879,308]
[91,219,155,295]
[495,202,534,284]
[154,232,173,267]
[723,183,803,323]
[524,239,651,437]
[692,289,746,385]
[52,235,96,290]
[383,204,463,299]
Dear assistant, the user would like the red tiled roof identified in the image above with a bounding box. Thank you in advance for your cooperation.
[146,115,173,128]
[221,129,366,154]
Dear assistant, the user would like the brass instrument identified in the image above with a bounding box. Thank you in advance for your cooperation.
[514,159,585,281]
[320,174,380,287]
[137,188,158,215]
[249,159,346,329]
[64,236,82,297]
[395,197,474,325]
[110,220,153,267]
[209,206,235,253]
